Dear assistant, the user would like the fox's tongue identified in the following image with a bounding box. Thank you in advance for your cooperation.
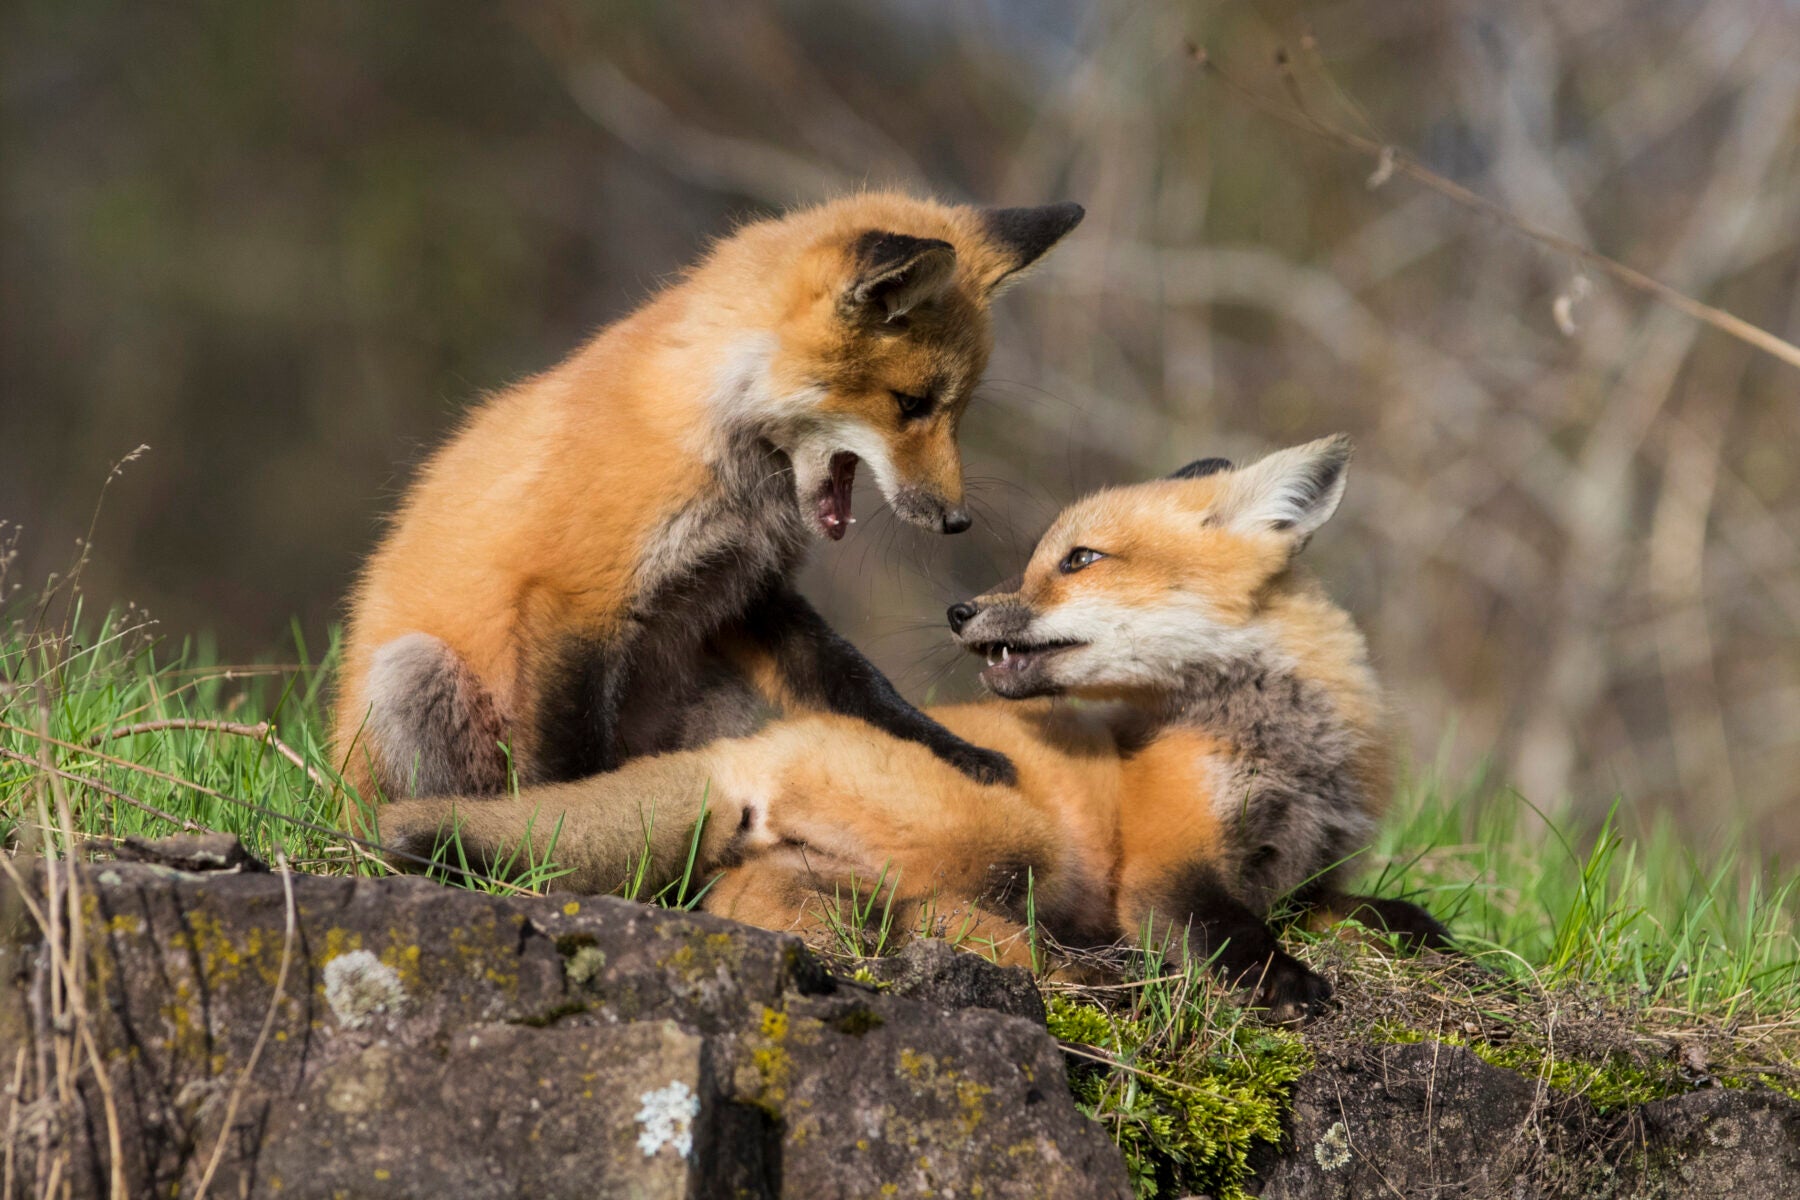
[816,452,858,540]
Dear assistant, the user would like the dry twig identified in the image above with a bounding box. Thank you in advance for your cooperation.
[94,718,331,792]
[191,846,298,1200]
[1185,41,1800,373]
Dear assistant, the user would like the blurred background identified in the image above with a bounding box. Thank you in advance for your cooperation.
[4,1,1798,855]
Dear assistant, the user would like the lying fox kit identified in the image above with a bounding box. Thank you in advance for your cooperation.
[384,437,1448,1019]
[334,192,1082,812]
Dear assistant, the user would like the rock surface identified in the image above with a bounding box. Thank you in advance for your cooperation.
[7,838,1799,1199]
[1251,1040,1800,1199]
[3,847,1129,1199]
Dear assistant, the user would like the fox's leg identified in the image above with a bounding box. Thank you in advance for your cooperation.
[1318,893,1454,952]
[704,849,868,945]
[525,630,637,783]
[703,851,1040,970]
[381,743,750,895]
[729,585,1017,787]
[362,633,510,799]
[1122,862,1332,1023]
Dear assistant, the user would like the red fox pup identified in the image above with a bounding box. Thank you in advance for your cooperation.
[384,437,1448,1019]
[335,193,1083,809]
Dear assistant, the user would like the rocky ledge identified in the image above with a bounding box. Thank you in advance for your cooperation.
[3,836,1797,1199]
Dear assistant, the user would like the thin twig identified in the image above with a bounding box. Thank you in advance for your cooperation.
[1185,42,1800,372]
[1,1046,22,1200]
[0,746,210,834]
[28,694,128,1200]
[191,846,297,1200]
[95,718,331,792]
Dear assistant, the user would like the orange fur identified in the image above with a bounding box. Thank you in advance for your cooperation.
[382,437,1398,982]
[335,193,1080,806]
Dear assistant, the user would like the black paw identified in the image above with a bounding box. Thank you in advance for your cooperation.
[1341,895,1457,954]
[943,741,1018,787]
[1245,952,1334,1024]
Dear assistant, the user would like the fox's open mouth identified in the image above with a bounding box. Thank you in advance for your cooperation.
[814,452,859,540]
[972,638,1083,677]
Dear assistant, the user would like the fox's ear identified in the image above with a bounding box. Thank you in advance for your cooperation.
[977,202,1085,293]
[845,231,958,321]
[1168,457,1233,480]
[1214,435,1353,543]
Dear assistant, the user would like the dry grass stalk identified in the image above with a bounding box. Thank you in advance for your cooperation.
[94,718,332,793]
[190,846,298,1200]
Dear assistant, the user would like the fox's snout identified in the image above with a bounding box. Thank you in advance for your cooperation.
[889,479,972,534]
[946,595,1034,644]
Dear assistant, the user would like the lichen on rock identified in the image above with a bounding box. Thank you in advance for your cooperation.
[634,1079,701,1158]
[322,947,406,1028]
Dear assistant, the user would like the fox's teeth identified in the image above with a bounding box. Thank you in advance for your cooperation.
[986,648,999,666]
[1000,645,1011,662]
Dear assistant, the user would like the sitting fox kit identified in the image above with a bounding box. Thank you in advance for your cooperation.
[385,437,1448,1019]
[335,193,1083,806]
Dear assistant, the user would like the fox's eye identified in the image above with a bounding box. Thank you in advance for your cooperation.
[1059,546,1105,574]
[891,390,933,420]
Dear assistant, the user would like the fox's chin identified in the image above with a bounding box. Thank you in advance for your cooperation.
[976,640,1083,699]
[982,672,1062,700]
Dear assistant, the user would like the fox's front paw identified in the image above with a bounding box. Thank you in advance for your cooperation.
[1246,952,1333,1025]
[943,741,1017,787]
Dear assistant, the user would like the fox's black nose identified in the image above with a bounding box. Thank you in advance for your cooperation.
[941,508,972,534]
[947,602,977,633]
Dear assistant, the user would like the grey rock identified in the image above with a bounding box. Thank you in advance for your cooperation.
[1250,1040,1800,1199]
[13,839,1795,1199]
[868,936,1048,1024]
[3,846,1130,1199]
[114,830,268,873]
[1624,1085,1800,1199]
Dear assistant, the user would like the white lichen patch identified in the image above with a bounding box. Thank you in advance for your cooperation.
[323,949,406,1029]
[1314,1120,1352,1172]
[565,945,607,987]
[635,1080,700,1159]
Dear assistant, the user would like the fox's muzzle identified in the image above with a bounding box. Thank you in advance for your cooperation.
[950,595,1077,699]
[891,487,972,535]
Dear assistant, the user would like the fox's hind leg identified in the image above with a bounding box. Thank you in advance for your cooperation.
[361,632,510,799]
[1319,893,1454,952]
[1123,862,1333,1024]
[703,850,1040,969]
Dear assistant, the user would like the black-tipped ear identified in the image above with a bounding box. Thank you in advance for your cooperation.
[1168,457,1233,481]
[846,231,957,321]
[979,202,1085,289]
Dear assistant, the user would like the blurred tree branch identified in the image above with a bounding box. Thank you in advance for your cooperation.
[1187,40,1800,373]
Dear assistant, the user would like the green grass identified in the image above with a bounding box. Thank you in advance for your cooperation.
[1045,968,1312,1199]
[5,599,1799,1198]
[1367,762,1800,1020]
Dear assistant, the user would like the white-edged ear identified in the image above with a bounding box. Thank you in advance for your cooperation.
[1216,435,1353,541]
[845,232,957,321]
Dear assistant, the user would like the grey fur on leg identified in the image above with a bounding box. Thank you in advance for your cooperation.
[366,632,509,798]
